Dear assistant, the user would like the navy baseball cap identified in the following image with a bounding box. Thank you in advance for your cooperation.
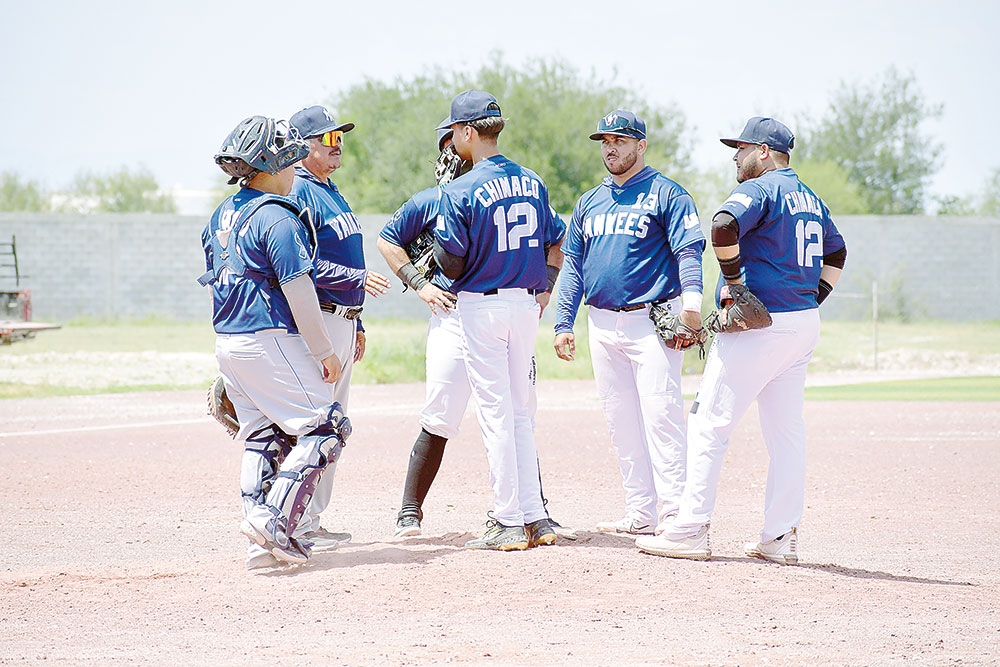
[289,105,355,139]
[721,117,794,153]
[436,117,453,151]
[589,110,647,141]
[436,91,501,129]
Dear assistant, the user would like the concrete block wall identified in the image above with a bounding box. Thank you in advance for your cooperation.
[0,213,996,322]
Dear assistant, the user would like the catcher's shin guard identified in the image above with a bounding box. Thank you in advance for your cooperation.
[240,425,296,518]
[254,404,352,552]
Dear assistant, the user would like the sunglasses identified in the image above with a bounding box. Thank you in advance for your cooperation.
[317,130,344,147]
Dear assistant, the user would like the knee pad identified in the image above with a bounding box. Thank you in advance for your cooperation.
[241,424,295,514]
[261,403,352,542]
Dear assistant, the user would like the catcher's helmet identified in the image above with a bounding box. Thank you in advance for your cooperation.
[215,116,310,185]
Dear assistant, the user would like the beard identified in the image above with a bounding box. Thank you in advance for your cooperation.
[604,146,638,175]
[736,154,762,183]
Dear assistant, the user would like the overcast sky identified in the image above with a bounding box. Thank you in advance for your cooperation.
[2,0,997,205]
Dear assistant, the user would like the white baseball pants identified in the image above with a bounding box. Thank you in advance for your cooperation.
[664,308,821,542]
[299,312,357,536]
[587,300,687,527]
[457,289,545,526]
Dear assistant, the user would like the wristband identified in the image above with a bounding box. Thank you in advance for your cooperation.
[546,264,560,293]
[396,262,430,292]
[817,279,833,305]
[681,291,703,313]
[718,254,742,282]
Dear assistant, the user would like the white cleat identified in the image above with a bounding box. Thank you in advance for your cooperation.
[300,530,342,553]
[245,546,280,571]
[595,516,654,535]
[745,527,798,565]
[636,525,711,560]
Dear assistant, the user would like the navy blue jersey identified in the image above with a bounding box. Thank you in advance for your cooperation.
[380,186,453,291]
[554,166,704,331]
[202,189,314,334]
[716,168,846,313]
[290,167,366,307]
[434,155,565,293]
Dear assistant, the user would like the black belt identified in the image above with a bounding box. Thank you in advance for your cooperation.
[319,302,363,319]
[483,288,542,296]
[611,299,667,312]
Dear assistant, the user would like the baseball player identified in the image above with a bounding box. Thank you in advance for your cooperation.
[378,122,568,539]
[636,117,847,563]
[433,91,566,550]
[287,106,392,551]
[202,115,352,569]
[553,110,705,536]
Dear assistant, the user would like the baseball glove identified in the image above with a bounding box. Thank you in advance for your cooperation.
[434,144,468,186]
[404,229,437,285]
[207,375,239,438]
[649,302,709,356]
[705,284,772,334]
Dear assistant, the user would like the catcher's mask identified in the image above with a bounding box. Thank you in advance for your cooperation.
[215,116,310,185]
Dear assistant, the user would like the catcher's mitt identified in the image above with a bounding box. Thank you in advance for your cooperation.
[649,302,708,356]
[434,144,469,186]
[705,283,772,334]
[404,229,437,285]
[207,375,239,438]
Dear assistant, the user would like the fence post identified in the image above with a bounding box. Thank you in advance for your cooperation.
[872,279,879,371]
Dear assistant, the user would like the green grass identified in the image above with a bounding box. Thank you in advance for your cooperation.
[804,376,1000,401]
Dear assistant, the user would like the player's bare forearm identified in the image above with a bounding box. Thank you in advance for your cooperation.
[546,239,565,270]
[819,265,842,288]
[377,237,409,274]
[553,332,575,361]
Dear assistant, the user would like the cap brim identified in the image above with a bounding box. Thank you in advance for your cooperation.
[436,117,456,131]
[720,138,745,148]
[589,130,644,141]
[307,121,355,138]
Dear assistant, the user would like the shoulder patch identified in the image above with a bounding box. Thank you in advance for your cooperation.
[724,193,754,209]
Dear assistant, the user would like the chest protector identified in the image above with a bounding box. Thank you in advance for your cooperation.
[198,194,317,288]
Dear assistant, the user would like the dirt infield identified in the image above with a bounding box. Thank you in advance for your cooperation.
[1,382,997,665]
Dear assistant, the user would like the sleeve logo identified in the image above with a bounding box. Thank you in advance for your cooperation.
[724,193,753,209]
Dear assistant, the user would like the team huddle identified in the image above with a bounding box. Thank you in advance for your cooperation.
[201,90,847,570]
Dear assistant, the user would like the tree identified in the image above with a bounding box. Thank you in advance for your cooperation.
[934,167,1000,216]
[0,171,48,212]
[59,166,177,213]
[800,68,943,214]
[792,158,870,215]
[329,56,693,213]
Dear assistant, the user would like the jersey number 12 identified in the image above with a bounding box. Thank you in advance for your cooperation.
[493,203,539,252]
[795,219,823,268]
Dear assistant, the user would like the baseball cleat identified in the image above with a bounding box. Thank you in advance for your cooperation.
[525,518,557,547]
[636,525,711,560]
[245,546,280,570]
[595,516,655,535]
[240,518,269,547]
[395,514,422,538]
[464,521,529,551]
[299,530,342,553]
[271,536,311,564]
[547,518,578,541]
[745,527,798,565]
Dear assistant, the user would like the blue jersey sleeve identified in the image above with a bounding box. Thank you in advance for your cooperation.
[662,189,704,253]
[822,204,846,255]
[434,188,470,257]
[548,205,567,245]
[554,203,586,333]
[261,215,314,285]
[718,181,769,236]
